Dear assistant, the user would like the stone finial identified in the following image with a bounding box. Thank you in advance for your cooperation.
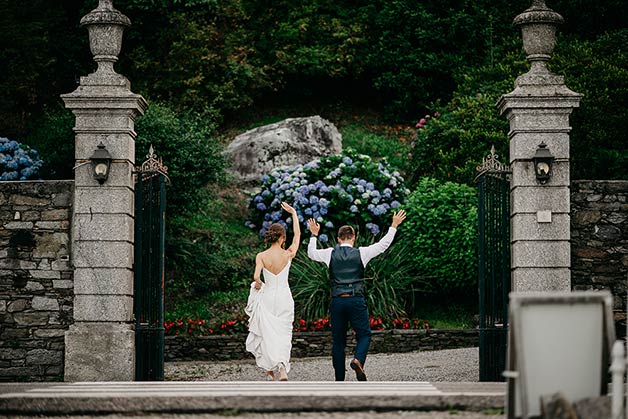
[79,0,131,85]
[513,0,564,74]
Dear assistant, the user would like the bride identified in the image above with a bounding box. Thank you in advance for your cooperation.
[245,202,300,381]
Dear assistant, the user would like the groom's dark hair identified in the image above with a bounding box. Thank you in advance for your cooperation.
[337,225,355,241]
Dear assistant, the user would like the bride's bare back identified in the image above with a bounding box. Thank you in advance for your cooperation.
[260,248,292,275]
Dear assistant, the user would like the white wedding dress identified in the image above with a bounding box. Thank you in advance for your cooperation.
[245,260,295,373]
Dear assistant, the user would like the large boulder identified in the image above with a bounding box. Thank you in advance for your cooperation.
[224,116,342,184]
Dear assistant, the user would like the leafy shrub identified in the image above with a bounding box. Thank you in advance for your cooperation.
[247,149,409,240]
[408,96,510,186]
[0,138,44,180]
[403,178,477,294]
[134,102,226,214]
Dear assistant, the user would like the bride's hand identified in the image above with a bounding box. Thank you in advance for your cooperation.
[254,280,262,290]
[281,202,296,215]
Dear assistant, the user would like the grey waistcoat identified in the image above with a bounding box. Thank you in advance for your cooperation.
[329,245,365,297]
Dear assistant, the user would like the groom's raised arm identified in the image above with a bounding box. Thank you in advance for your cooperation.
[306,218,332,266]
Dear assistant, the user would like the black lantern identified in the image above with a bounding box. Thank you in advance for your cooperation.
[533,142,553,184]
[90,142,112,185]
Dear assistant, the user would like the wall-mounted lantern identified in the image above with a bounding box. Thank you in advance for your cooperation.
[90,142,112,185]
[533,142,554,184]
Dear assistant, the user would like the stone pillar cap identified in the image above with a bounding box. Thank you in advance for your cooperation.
[80,0,130,27]
[513,0,564,26]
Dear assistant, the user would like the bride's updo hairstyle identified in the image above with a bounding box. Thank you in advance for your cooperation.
[265,223,286,245]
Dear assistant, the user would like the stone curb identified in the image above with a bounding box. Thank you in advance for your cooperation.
[0,382,506,415]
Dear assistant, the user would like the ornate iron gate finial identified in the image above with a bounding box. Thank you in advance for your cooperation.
[137,145,169,181]
[476,145,510,180]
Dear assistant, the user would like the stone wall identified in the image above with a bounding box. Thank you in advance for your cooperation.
[0,181,73,381]
[571,180,628,336]
[165,329,479,362]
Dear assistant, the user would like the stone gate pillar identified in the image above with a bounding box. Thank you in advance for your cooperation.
[497,0,582,292]
[61,0,147,381]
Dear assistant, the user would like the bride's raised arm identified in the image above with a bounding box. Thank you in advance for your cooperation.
[281,202,301,258]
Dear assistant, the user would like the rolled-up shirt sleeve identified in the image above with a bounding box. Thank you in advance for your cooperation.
[359,227,397,267]
[307,237,333,267]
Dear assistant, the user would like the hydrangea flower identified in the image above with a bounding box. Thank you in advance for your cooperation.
[0,138,43,181]
[246,149,407,238]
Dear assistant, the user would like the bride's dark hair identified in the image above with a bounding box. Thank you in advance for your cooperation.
[265,223,286,245]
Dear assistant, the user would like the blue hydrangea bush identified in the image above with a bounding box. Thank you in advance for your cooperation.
[0,138,44,181]
[247,149,409,241]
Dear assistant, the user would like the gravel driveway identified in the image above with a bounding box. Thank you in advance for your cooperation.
[165,347,480,382]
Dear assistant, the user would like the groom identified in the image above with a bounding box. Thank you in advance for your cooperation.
[307,210,406,381]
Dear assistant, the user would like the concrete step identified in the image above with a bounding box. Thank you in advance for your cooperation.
[0,381,505,415]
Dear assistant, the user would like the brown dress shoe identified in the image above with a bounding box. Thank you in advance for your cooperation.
[350,358,367,381]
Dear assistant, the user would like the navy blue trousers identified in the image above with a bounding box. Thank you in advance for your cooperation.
[330,295,372,381]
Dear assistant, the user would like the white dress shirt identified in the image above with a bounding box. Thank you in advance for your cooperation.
[307,227,398,267]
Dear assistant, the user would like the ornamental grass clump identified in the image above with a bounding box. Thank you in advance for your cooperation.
[246,149,409,241]
[0,138,44,181]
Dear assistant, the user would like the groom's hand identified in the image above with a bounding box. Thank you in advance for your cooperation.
[307,218,320,236]
[391,209,407,228]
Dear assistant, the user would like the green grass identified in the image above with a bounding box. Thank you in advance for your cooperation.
[337,120,413,175]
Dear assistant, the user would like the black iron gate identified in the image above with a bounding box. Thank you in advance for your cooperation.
[134,146,168,381]
[476,146,511,382]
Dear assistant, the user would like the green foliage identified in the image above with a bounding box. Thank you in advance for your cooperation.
[0,0,88,137]
[408,95,510,186]
[406,37,526,186]
[244,0,369,79]
[550,30,628,179]
[363,0,525,118]
[119,0,270,115]
[403,178,478,294]
[134,103,225,214]
[290,236,418,322]
[23,104,74,180]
